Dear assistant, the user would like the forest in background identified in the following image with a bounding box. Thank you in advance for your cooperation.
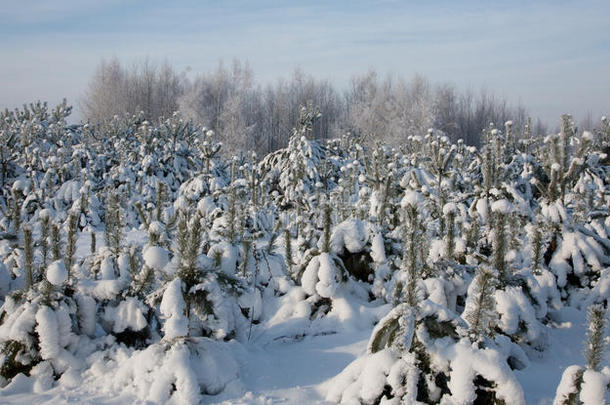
[80,58,548,154]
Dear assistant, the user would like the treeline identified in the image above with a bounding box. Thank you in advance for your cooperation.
[82,58,543,154]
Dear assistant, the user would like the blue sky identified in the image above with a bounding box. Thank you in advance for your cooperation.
[1,0,609,125]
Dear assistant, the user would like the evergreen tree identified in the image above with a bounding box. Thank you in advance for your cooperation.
[584,304,607,372]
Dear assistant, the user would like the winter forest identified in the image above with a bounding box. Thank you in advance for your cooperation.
[0,54,609,405]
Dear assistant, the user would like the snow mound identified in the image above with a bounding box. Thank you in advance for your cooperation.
[143,246,169,271]
[330,219,368,255]
[46,260,68,286]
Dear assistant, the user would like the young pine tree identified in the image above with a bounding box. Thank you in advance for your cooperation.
[105,191,123,258]
[65,212,78,279]
[40,214,50,267]
[401,197,424,309]
[52,222,61,262]
[530,222,544,275]
[443,203,457,262]
[284,228,293,274]
[584,304,607,372]
[491,201,511,286]
[464,266,498,342]
[23,226,34,289]
[321,203,332,254]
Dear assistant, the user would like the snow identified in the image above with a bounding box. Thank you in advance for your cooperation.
[515,306,609,404]
[0,300,606,405]
[35,306,60,360]
[160,278,188,339]
[580,368,610,405]
[103,297,148,333]
[442,202,458,215]
[77,279,123,300]
[445,339,525,405]
[495,286,545,345]
[46,260,68,286]
[148,220,165,236]
[325,349,397,404]
[142,245,169,271]
[76,294,97,337]
[491,198,513,214]
[11,179,26,192]
[400,190,422,208]
[370,233,386,264]
[100,257,115,280]
[581,131,594,142]
[316,253,340,298]
[301,256,321,297]
[38,208,52,221]
[329,219,367,255]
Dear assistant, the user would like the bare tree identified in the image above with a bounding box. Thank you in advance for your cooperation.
[82,58,183,124]
[84,57,536,152]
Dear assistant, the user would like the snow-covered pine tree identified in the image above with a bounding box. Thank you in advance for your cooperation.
[463,265,498,342]
[104,190,123,258]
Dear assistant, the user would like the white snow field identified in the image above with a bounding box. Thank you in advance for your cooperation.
[0,294,605,404]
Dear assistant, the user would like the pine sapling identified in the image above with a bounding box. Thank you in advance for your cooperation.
[155,182,164,222]
[559,115,572,202]
[40,280,54,307]
[321,203,332,254]
[266,220,280,255]
[531,222,543,275]
[248,241,260,341]
[402,202,423,309]
[11,189,22,234]
[128,244,139,282]
[176,212,203,291]
[464,266,497,342]
[147,220,164,247]
[374,172,390,226]
[392,281,404,306]
[104,191,123,258]
[175,211,189,262]
[493,128,503,186]
[493,210,508,286]
[509,214,522,251]
[482,125,496,198]
[79,190,89,221]
[284,228,293,274]
[584,304,607,372]
[134,202,150,229]
[23,226,34,289]
[466,215,479,252]
[40,215,49,267]
[444,204,457,261]
[226,186,238,244]
[52,222,61,261]
[65,212,77,279]
[186,214,203,272]
[90,231,96,256]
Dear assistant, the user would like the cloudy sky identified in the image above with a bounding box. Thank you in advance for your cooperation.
[1,0,609,125]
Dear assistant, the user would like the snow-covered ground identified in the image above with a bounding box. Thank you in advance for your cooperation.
[0,300,603,404]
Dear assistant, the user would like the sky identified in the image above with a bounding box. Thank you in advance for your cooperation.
[1,0,609,125]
